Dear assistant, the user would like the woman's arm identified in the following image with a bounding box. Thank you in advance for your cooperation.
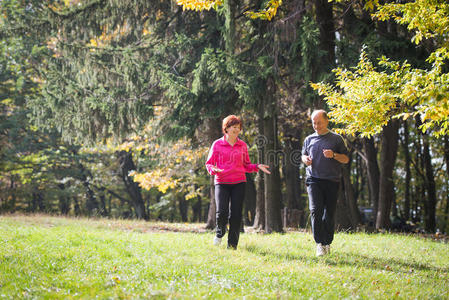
[205,143,219,175]
[242,144,270,174]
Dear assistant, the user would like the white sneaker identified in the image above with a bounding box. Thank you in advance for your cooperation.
[316,244,326,257]
[213,236,222,246]
[324,244,330,254]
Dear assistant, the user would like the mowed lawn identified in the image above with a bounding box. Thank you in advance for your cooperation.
[0,215,448,299]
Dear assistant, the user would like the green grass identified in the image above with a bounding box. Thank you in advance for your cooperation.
[0,215,448,299]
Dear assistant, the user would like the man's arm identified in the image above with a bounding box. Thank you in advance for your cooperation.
[323,149,349,164]
[333,152,349,164]
[323,134,350,164]
[302,155,312,166]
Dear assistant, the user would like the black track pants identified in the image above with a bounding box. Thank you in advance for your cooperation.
[215,182,246,248]
[306,177,339,245]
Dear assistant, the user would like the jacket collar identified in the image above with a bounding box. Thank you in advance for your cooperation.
[221,136,241,146]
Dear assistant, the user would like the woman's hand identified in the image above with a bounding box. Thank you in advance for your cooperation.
[258,164,271,174]
[212,166,224,173]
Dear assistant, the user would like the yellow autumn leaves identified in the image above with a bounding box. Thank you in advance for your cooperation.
[245,0,282,21]
[113,134,207,196]
[176,0,223,11]
[311,51,449,138]
[128,141,203,194]
[312,0,449,138]
[130,170,179,194]
[176,0,282,21]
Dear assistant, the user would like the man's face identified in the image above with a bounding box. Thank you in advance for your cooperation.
[312,113,329,135]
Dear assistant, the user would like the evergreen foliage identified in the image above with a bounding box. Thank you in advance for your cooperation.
[0,0,448,233]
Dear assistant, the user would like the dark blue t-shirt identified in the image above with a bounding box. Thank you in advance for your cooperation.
[301,131,348,182]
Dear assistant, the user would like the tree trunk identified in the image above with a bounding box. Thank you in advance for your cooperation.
[376,120,399,230]
[96,187,108,216]
[422,134,437,232]
[178,194,188,222]
[444,136,449,226]
[74,196,81,216]
[244,173,257,226]
[263,77,283,233]
[412,134,424,224]
[412,184,420,223]
[117,150,148,220]
[8,177,17,212]
[314,0,335,69]
[362,137,380,217]
[206,177,217,229]
[107,193,112,217]
[73,150,98,216]
[335,181,352,230]
[342,152,362,228]
[282,130,304,228]
[253,172,265,230]
[78,164,98,215]
[283,133,302,210]
[253,90,266,230]
[58,183,71,215]
[31,188,45,212]
[203,117,222,229]
[401,121,411,221]
[353,153,361,202]
[192,196,202,222]
[391,191,398,218]
[224,0,236,54]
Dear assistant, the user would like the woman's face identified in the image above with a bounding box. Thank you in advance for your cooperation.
[226,124,241,137]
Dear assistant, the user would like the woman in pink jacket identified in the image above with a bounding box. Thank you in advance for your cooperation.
[206,115,270,249]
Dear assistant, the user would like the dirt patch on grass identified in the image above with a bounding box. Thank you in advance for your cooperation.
[1,214,447,242]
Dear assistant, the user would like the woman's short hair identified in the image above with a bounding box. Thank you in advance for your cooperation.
[222,115,242,134]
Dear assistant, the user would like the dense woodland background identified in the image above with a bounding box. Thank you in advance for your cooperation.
[1,0,448,234]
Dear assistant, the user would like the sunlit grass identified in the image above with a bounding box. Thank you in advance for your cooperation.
[0,215,448,299]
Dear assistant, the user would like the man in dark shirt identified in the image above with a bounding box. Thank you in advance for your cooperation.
[301,110,349,256]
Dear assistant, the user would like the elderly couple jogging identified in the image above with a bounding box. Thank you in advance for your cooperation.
[205,110,349,256]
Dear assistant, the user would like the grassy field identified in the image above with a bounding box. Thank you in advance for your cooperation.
[0,215,448,299]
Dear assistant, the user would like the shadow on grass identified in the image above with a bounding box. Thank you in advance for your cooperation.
[243,244,449,274]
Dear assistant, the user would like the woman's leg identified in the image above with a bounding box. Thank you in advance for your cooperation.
[228,183,246,249]
[215,184,231,238]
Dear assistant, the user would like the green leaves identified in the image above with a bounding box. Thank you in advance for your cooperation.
[312,0,449,138]
[312,50,400,137]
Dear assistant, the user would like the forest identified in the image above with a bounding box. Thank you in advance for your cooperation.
[1,0,448,234]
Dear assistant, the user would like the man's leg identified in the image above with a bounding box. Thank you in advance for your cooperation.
[307,181,325,245]
[228,183,246,249]
[322,181,339,246]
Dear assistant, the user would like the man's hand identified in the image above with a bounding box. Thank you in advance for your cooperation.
[323,149,350,163]
[302,155,312,166]
[323,149,334,159]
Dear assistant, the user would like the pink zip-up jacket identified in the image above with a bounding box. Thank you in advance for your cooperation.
[205,137,259,184]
